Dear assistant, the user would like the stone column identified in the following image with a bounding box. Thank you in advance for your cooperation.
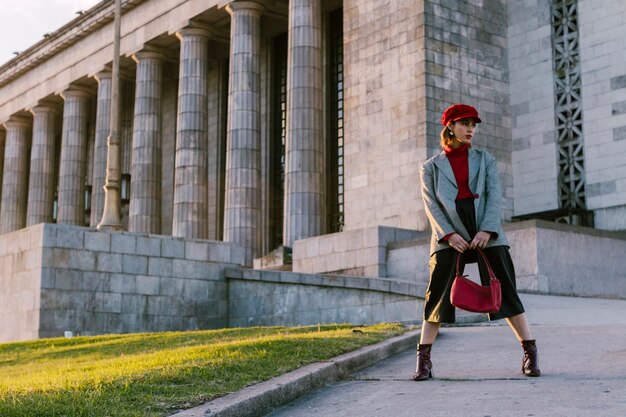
[172,26,210,239]
[0,129,5,206]
[91,71,112,227]
[58,86,91,225]
[129,48,166,234]
[26,102,60,226]
[223,1,265,265]
[0,116,31,234]
[283,0,324,248]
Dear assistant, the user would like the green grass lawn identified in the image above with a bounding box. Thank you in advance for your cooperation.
[0,323,408,417]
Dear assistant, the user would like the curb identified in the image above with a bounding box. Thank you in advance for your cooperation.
[169,329,420,417]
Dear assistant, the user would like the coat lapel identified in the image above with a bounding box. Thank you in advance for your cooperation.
[468,149,480,186]
[433,152,457,188]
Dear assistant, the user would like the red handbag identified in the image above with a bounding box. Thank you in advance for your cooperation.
[450,249,502,314]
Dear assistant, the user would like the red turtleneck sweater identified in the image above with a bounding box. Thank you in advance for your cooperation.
[444,144,477,200]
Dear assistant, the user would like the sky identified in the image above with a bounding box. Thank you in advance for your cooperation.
[0,0,102,66]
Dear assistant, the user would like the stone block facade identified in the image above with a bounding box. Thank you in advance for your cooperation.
[517,223,626,297]
[508,0,559,216]
[342,0,429,232]
[0,225,43,342]
[579,0,626,229]
[0,224,243,342]
[509,0,626,227]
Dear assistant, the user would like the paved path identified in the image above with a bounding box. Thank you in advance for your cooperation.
[265,294,626,417]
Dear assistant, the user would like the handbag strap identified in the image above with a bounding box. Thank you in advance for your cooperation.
[455,248,497,281]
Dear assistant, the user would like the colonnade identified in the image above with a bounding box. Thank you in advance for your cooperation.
[0,0,326,265]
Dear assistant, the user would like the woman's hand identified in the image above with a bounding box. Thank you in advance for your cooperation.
[448,233,469,253]
[469,231,491,250]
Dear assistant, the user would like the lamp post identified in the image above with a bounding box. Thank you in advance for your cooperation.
[97,0,123,231]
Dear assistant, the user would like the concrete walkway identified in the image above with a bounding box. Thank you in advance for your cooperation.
[265,294,626,417]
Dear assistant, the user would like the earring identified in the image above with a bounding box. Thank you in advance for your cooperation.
[449,129,454,137]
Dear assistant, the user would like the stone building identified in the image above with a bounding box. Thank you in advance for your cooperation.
[1,0,626,342]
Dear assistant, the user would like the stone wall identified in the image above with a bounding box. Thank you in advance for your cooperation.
[0,225,43,342]
[226,268,424,327]
[528,223,626,297]
[508,0,559,216]
[0,223,244,342]
[292,226,425,277]
[0,223,429,343]
[579,0,626,229]
[5,220,625,343]
[342,0,428,232]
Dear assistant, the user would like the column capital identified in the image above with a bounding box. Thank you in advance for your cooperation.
[30,100,61,116]
[175,23,212,41]
[132,46,168,63]
[61,85,93,100]
[226,0,267,15]
[94,69,113,82]
[2,115,31,129]
[93,64,134,82]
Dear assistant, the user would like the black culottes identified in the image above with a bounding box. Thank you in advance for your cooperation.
[423,198,525,323]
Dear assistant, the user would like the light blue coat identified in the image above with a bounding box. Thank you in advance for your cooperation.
[420,147,509,256]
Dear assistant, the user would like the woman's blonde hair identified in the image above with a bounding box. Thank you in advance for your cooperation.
[440,124,456,148]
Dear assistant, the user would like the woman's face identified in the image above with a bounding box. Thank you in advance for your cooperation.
[449,118,478,145]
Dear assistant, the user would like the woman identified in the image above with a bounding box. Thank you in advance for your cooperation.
[413,103,540,381]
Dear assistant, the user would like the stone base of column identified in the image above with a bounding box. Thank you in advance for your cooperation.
[252,246,292,271]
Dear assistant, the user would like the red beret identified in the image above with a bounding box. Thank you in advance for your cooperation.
[441,104,482,126]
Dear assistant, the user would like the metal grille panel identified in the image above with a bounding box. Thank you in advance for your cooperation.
[551,0,586,210]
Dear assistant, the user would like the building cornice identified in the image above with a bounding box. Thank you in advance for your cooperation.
[0,0,148,89]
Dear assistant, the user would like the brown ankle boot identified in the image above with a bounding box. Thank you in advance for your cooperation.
[521,339,541,377]
[412,343,433,381]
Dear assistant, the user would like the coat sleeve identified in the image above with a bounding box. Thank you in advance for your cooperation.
[420,162,457,242]
[478,152,502,236]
